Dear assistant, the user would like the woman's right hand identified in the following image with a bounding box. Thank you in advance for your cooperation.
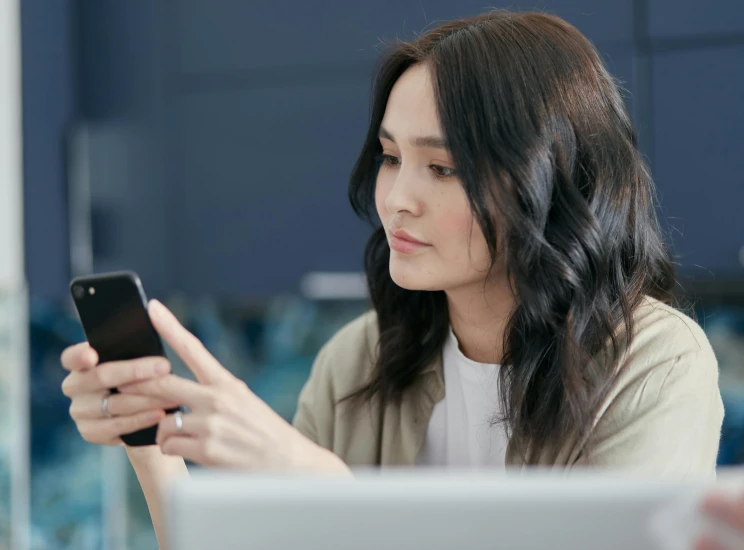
[61,343,179,445]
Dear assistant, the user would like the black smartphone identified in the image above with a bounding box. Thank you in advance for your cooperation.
[69,270,179,446]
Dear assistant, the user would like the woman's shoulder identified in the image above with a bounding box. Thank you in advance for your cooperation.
[628,295,715,362]
[603,295,720,414]
[575,296,723,472]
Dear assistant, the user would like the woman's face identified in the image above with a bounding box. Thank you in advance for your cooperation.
[375,63,493,292]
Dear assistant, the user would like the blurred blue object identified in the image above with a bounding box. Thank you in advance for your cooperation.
[180,296,255,379]
[0,453,9,549]
[719,392,744,465]
[28,297,85,465]
[699,305,744,466]
[27,297,103,550]
[251,297,368,419]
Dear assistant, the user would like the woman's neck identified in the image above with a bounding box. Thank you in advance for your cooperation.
[445,278,515,365]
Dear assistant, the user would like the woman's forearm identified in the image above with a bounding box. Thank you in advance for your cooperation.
[126,445,189,549]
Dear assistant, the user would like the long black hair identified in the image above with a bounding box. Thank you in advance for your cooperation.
[346,10,676,458]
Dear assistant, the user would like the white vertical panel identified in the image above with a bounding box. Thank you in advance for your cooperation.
[7,287,28,550]
[0,0,29,549]
[0,0,23,288]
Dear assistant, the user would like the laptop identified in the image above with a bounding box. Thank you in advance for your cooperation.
[165,469,722,550]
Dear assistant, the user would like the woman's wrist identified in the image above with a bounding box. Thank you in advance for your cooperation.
[124,445,188,550]
[125,443,170,465]
[125,444,189,479]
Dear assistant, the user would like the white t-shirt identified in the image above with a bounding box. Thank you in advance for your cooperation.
[416,327,508,467]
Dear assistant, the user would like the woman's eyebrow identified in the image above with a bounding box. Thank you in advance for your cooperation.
[378,125,449,150]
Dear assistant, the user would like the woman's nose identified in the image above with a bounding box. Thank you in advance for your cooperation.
[384,167,424,217]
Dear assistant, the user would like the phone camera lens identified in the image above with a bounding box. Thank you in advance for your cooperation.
[72,285,85,300]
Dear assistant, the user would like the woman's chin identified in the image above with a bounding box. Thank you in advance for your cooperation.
[388,261,440,291]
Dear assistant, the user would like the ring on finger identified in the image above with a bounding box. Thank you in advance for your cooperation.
[174,410,184,433]
[100,393,114,418]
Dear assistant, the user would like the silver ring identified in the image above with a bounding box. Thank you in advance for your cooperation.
[174,410,184,433]
[100,394,113,418]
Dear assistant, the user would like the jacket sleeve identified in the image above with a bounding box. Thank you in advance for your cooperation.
[575,347,724,476]
[292,342,337,451]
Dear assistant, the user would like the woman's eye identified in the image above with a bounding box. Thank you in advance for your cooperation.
[380,154,401,167]
[430,164,457,179]
[377,154,455,179]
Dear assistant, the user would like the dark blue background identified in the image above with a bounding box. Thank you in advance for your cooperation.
[21,0,744,301]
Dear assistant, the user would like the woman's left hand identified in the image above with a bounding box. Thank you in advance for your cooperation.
[119,300,346,473]
[695,492,744,550]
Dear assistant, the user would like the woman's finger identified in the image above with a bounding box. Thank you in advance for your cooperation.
[703,494,744,533]
[61,356,171,396]
[155,411,188,446]
[148,300,231,386]
[118,374,214,411]
[69,392,180,420]
[694,535,727,550]
[77,409,166,445]
[155,411,256,453]
[155,410,226,445]
[61,343,98,372]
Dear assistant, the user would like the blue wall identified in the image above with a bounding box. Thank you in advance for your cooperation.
[22,0,744,301]
[21,0,78,300]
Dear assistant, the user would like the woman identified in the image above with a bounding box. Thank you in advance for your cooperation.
[61,10,724,546]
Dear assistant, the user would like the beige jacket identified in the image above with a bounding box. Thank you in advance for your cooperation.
[293,296,724,475]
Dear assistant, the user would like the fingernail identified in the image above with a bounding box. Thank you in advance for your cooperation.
[154,360,170,375]
[87,349,99,365]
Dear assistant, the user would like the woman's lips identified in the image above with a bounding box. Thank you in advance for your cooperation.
[388,229,431,254]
